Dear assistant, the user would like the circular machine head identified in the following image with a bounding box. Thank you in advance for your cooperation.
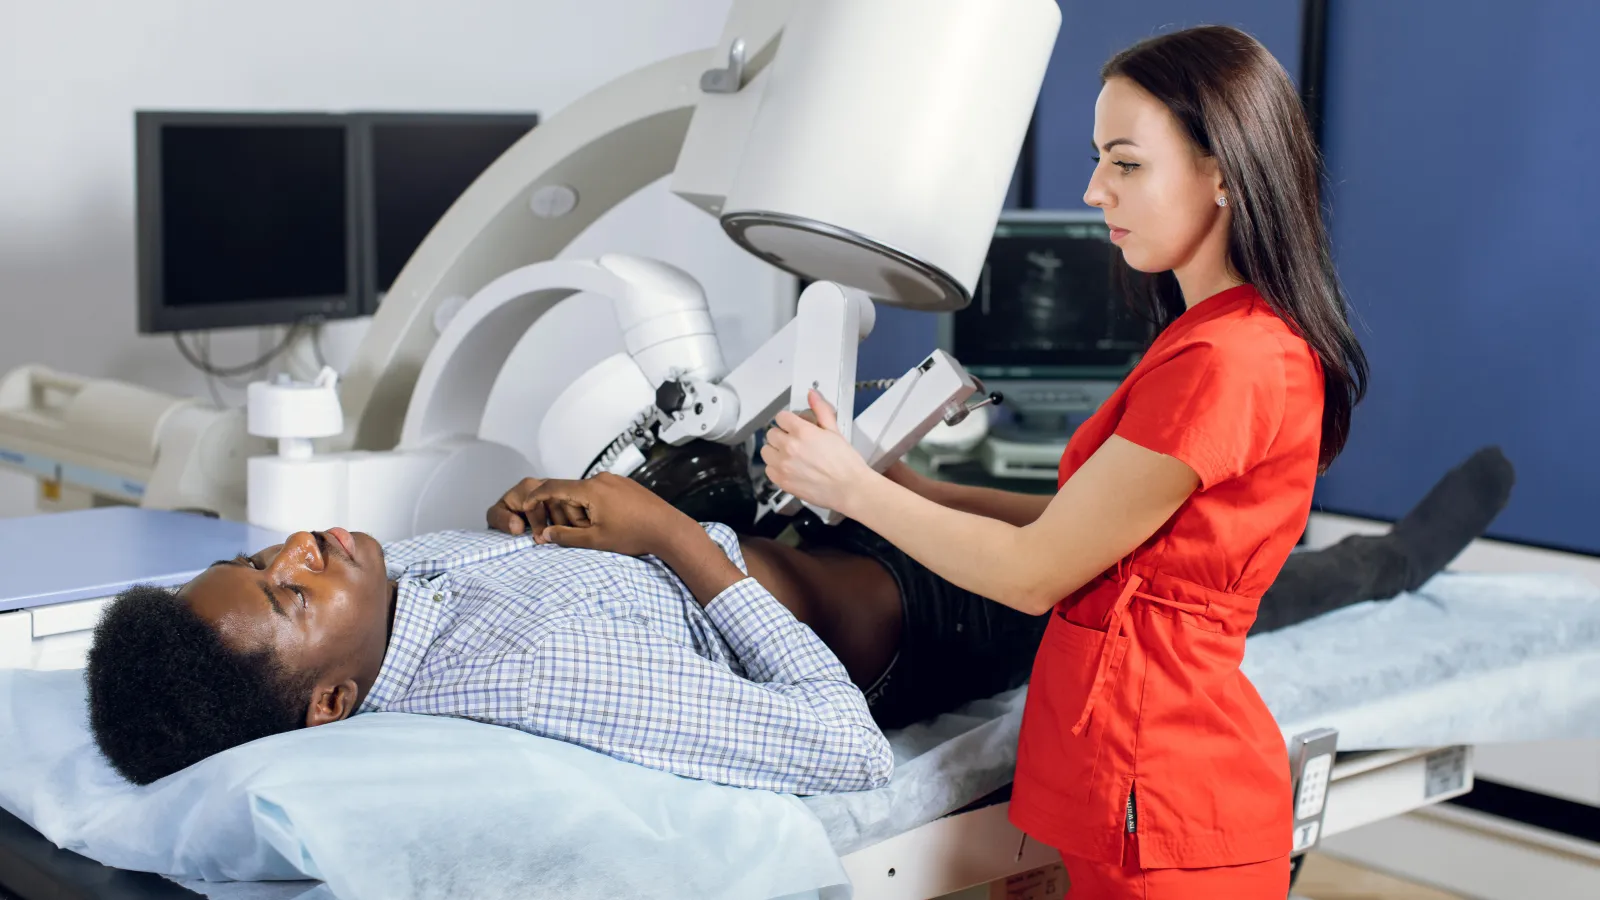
[721,212,971,313]
[628,439,757,533]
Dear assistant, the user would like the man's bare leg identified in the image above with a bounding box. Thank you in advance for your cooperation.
[738,536,903,689]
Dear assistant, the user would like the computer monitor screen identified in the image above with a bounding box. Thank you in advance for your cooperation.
[358,113,539,308]
[136,112,360,333]
[946,209,1149,381]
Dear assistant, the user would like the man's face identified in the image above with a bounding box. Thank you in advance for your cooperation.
[181,527,392,725]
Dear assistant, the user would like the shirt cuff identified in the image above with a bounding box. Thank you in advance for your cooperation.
[699,522,749,575]
[703,577,797,663]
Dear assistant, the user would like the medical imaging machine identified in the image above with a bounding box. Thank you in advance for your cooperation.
[1,0,1025,536]
[237,0,1042,540]
[5,2,1600,899]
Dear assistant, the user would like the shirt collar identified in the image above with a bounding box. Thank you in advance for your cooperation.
[357,575,450,714]
[1185,282,1259,318]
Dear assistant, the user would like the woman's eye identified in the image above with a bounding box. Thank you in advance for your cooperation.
[292,586,307,607]
[1113,161,1140,173]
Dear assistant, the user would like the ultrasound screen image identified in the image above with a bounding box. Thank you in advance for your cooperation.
[951,218,1149,376]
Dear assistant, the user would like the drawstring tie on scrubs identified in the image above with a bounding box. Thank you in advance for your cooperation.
[1068,568,1208,737]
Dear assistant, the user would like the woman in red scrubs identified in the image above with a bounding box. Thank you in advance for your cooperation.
[761,25,1369,898]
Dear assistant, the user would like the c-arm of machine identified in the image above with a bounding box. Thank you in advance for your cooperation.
[245,0,1055,540]
[468,256,1000,526]
[257,250,994,536]
[0,0,1058,539]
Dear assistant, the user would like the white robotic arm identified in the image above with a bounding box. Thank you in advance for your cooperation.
[654,281,874,449]
[645,280,987,525]
[394,253,979,519]
[244,0,1058,540]
[332,0,1056,452]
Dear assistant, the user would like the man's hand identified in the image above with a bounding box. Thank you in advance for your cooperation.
[522,473,698,558]
[490,477,576,535]
[488,477,542,535]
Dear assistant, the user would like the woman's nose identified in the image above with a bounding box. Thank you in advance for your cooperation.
[1083,170,1112,209]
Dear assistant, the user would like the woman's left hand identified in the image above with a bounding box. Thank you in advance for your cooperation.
[761,389,876,517]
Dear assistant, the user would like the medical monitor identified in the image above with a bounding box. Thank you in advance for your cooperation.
[136,112,361,333]
[939,209,1150,431]
[356,113,539,310]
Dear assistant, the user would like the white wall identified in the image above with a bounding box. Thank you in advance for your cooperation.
[0,0,792,513]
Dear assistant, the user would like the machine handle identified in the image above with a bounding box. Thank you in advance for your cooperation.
[24,368,86,415]
[942,391,1003,427]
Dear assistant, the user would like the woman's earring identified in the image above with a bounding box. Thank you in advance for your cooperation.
[1216,196,1228,207]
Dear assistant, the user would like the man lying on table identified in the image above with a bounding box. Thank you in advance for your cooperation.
[86,448,1512,792]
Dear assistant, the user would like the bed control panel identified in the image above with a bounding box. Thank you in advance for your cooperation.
[1289,727,1339,855]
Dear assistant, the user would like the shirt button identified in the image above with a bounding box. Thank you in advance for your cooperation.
[432,593,444,603]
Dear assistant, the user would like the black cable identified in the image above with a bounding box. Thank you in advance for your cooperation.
[310,326,328,369]
[172,319,319,378]
[191,332,230,409]
[200,372,226,410]
[172,325,300,378]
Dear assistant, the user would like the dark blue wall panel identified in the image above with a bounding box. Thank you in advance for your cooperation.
[856,1,1303,402]
[1033,0,1301,210]
[1315,0,1600,554]
[857,1,1598,556]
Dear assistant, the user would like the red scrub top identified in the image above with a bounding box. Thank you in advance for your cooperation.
[1010,283,1324,869]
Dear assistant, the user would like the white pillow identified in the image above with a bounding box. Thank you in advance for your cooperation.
[0,668,846,900]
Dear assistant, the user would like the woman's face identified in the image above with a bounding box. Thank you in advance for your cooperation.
[1084,76,1229,276]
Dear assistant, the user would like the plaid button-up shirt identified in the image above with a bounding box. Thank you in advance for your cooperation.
[355,526,892,795]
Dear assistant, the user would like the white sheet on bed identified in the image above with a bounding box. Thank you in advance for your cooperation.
[8,570,1599,900]
[1246,571,1600,747]
[812,570,1600,855]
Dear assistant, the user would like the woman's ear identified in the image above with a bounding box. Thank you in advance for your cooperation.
[1194,150,1226,194]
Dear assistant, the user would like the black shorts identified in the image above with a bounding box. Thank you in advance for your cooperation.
[791,513,1048,731]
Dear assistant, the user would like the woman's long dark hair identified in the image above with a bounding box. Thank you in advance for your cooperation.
[1103,25,1367,470]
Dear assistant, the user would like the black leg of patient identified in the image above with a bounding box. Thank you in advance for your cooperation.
[1252,446,1516,636]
